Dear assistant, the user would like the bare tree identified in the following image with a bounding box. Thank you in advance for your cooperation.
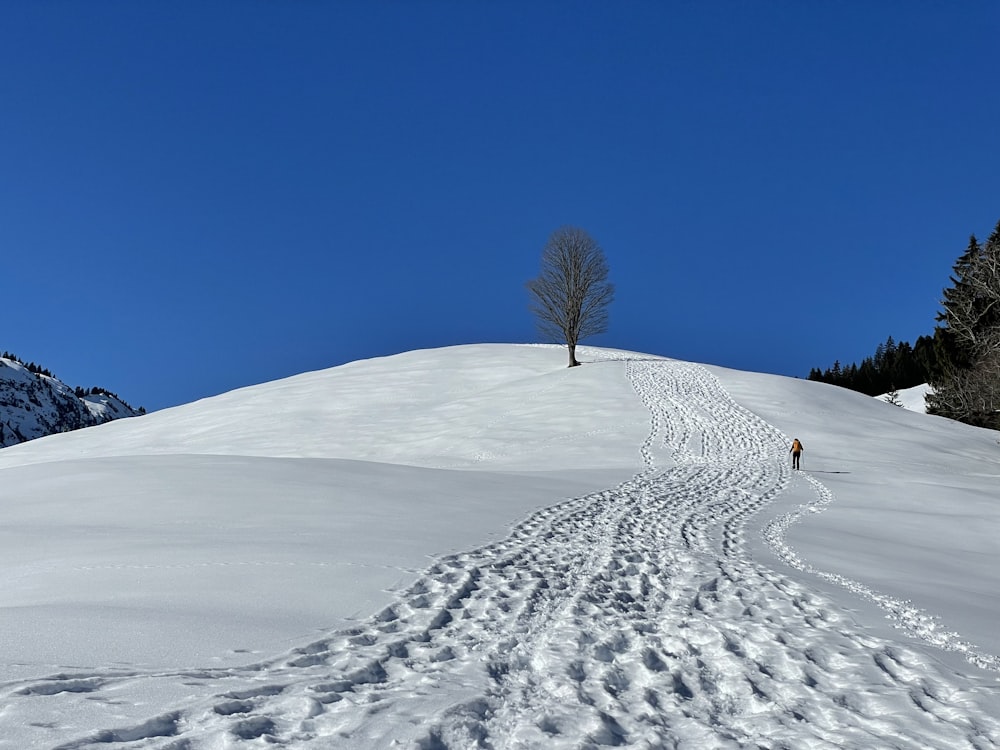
[526,226,614,367]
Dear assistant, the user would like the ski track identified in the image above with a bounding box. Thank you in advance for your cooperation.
[6,355,1000,749]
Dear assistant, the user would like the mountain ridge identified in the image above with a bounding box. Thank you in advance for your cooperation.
[0,355,143,448]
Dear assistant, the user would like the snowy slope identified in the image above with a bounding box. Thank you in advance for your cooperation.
[0,356,140,447]
[876,382,932,412]
[0,344,998,749]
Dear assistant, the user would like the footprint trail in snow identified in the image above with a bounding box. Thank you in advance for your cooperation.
[10,357,1000,749]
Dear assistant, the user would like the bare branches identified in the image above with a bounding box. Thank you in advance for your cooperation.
[926,350,1000,427]
[526,227,614,367]
[940,246,1000,352]
[931,221,1000,427]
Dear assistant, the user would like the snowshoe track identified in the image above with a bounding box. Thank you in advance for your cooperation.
[13,356,1000,749]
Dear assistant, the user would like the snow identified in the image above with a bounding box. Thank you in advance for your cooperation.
[0,344,998,748]
[0,357,141,448]
[876,382,932,413]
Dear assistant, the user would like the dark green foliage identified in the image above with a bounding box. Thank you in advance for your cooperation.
[2,348,142,413]
[933,234,983,372]
[26,362,53,377]
[808,335,938,397]
[884,387,904,407]
[810,217,1000,432]
[926,219,1000,428]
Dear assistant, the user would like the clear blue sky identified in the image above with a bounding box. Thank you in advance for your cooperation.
[2,2,998,412]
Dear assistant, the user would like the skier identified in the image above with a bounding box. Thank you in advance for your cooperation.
[790,438,803,470]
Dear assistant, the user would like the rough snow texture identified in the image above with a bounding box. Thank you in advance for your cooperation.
[0,345,998,749]
[0,357,139,447]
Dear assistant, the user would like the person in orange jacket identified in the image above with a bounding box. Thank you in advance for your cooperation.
[789,438,803,470]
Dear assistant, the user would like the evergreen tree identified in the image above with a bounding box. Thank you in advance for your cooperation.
[809,335,936,397]
[884,387,904,407]
[934,235,982,372]
[927,220,1000,428]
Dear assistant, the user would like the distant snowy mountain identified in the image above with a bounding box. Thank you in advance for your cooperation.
[0,356,142,447]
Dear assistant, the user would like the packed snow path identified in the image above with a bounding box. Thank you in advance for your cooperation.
[10,358,1000,748]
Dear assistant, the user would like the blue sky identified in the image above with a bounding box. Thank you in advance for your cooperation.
[2,2,998,412]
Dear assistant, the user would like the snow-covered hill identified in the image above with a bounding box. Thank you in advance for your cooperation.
[0,356,141,447]
[876,382,932,412]
[0,344,998,749]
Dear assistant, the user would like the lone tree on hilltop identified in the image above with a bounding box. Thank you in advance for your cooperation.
[526,226,614,367]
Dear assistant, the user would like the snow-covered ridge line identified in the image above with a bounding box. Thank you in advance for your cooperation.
[0,356,142,447]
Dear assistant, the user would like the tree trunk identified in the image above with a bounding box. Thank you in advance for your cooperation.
[568,343,581,367]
